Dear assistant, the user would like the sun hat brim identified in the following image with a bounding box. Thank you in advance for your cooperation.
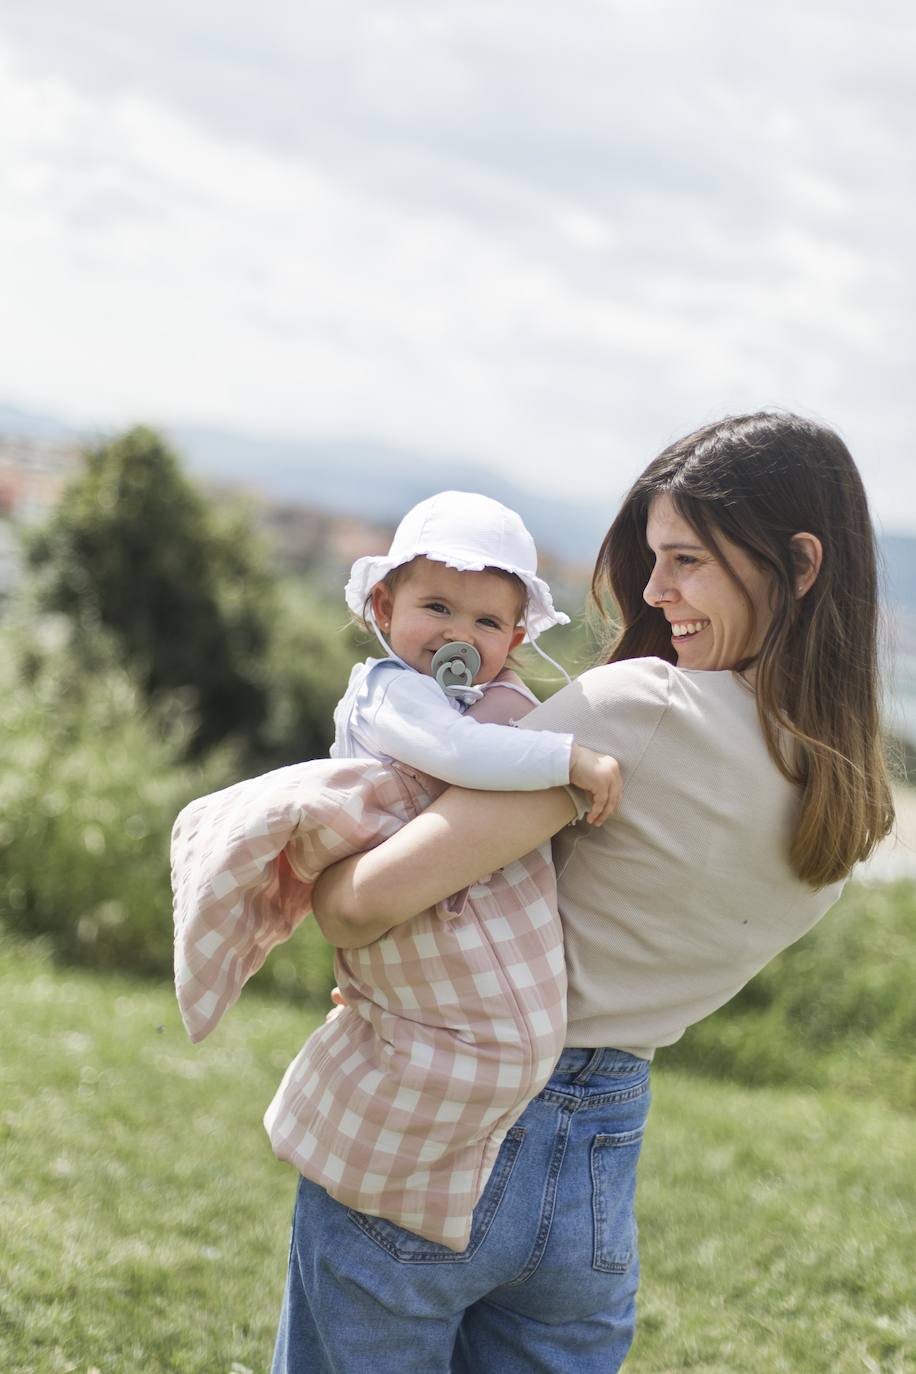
[345,548,569,643]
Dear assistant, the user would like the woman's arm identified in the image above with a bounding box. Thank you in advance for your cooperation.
[312,784,579,949]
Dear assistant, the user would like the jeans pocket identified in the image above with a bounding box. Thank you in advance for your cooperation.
[590,1127,645,1274]
[347,1126,526,1264]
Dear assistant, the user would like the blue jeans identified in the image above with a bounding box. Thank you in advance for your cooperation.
[271,1047,651,1373]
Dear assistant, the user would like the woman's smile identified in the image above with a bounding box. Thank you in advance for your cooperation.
[669,619,711,640]
[644,494,775,672]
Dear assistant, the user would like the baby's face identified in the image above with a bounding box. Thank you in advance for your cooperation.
[371,559,526,684]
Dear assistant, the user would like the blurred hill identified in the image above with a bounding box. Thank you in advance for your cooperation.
[164,423,605,571]
[3,405,916,729]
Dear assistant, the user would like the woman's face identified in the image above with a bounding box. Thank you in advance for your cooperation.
[642,493,776,671]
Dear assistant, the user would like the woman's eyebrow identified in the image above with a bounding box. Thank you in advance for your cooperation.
[655,540,706,551]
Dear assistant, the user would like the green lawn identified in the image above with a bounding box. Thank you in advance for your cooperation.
[2,935,914,1374]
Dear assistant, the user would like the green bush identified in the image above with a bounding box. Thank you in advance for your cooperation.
[25,427,277,759]
[258,576,366,768]
[23,426,368,771]
[0,618,336,1004]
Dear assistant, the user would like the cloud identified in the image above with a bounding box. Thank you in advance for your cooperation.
[0,1,915,525]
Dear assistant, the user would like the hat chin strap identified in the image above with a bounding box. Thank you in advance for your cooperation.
[366,611,485,703]
[368,611,400,664]
[523,616,572,685]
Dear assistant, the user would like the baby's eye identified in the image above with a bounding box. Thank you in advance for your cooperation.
[477,618,501,630]
[425,601,449,614]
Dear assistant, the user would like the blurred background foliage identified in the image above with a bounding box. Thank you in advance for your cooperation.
[23,425,366,765]
[2,426,373,1002]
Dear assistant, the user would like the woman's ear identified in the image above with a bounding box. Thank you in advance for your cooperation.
[790,532,823,597]
[371,583,395,630]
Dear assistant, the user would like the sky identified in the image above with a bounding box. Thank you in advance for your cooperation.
[1,0,915,528]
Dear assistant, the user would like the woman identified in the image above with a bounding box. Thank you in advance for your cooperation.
[274,412,893,1374]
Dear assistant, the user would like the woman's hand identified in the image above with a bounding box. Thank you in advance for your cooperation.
[312,783,578,949]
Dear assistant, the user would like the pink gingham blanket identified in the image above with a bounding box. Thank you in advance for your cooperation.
[172,758,566,1250]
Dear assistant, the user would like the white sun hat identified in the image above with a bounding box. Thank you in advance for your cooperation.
[344,490,570,642]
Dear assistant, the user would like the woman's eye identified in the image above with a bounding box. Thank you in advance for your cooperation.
[675,554,699,567]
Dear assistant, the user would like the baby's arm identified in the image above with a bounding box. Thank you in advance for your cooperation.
[361,669,620,825]
[468,674,620,825]
[463,670,533,726]
[357,669,573,792]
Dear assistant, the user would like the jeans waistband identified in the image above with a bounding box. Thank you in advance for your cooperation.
[553,1047,649,1082]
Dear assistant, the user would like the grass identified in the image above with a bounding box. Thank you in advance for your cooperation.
[0,936,300,1374]
[635,1077,916,1373]
[2,932,915,1374]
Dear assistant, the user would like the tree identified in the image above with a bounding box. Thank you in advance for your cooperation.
[26,426,274,756]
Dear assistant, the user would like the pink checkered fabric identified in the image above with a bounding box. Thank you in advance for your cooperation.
[172,759,566,1251]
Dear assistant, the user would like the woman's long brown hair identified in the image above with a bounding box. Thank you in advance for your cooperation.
[591,411,894,887]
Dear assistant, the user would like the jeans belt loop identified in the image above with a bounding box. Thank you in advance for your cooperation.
[571,1048,604,1084]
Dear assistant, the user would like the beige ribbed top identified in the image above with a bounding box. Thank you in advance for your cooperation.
[526,658,844,1058]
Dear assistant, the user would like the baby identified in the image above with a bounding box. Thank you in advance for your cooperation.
[172,491,622,1252]
[333,488,619,823]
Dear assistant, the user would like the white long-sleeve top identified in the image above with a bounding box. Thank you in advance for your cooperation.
[331,657,573,790]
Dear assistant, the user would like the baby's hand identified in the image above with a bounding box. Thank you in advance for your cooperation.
[569,744,623,826]
[325,986,348,1022]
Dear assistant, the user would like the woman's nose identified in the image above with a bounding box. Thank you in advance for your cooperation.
[643,571,673,607]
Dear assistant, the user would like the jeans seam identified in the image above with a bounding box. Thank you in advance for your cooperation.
[539,1079,649,1109]
[505,1105,572,1287]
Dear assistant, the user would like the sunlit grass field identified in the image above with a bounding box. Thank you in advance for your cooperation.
[2,931,914,1374]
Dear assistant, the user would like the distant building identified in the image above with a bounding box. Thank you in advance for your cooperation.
[0,436,84,596]
[0,436,82,521]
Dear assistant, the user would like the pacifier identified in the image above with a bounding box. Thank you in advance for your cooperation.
[430,641,481,697]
